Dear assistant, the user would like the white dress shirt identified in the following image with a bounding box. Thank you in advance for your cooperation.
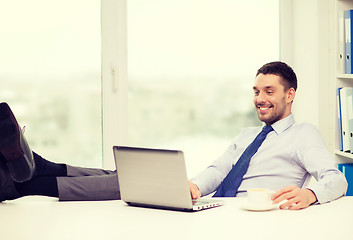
[191,114,347,203]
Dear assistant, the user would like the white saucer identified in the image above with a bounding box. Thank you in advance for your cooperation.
[243,202,277,211]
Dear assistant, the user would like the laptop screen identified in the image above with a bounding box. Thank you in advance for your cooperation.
[113,146,193,210]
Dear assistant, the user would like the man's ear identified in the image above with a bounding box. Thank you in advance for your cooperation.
[287,88,296,103]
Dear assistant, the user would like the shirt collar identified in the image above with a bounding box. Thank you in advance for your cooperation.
[267,113,295,135]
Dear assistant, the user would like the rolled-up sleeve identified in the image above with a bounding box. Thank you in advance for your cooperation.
[297,124,348,203]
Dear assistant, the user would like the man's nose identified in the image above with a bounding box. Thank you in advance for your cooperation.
[256,92,267,103]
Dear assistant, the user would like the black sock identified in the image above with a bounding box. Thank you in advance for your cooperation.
[14,176,59,198]
[33,152,67,177]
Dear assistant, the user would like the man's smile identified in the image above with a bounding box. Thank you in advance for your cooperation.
[257,104,273,114]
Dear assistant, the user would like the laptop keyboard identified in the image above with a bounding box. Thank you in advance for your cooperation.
[192,200,205,206]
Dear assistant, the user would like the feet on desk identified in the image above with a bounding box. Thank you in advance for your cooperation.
[0,102,35,183]
[0,157,20,202]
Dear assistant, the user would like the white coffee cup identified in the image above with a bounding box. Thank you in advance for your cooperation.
[247,188,274,206]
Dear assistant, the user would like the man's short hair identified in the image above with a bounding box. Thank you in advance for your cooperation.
[256,61,297,91]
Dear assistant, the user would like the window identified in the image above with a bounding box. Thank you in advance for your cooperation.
[127,0,279,176]
[0,0,102,167]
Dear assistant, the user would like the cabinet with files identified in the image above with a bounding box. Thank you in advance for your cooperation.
[334,0,353,161]
[333,0,353,196]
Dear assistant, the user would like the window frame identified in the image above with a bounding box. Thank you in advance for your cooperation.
[101,0,290,169]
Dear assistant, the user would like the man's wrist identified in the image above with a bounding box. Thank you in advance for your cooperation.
[306,188,318,205]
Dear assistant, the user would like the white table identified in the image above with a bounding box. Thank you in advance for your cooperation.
[1,196,352,240]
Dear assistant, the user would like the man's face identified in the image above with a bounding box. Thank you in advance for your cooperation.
[253,74,295,125]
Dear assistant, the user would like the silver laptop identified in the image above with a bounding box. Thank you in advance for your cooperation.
[113,146,223,211]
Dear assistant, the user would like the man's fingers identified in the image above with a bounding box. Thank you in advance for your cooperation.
[288,203,303,210]
[271,185,296,201]
[283,199,307,210]
[274,186,316,210]
[191,190,200,199]
[272,187,298,204]
[273,192,292,204]
[188,181,201,199]
[279,197,299,209]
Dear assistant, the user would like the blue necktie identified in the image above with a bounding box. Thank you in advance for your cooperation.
[213,125,274,197]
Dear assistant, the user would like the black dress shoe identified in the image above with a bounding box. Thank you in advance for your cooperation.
[0,102,35,182]
[0,160,20,202]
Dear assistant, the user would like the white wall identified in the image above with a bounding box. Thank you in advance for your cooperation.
[281,0,331,147]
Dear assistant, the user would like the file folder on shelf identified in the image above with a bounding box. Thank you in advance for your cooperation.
[337,88,343,151]
[338,163,353,196]
[345,10,353,74]
[339,11,346,74]
[340,87,351,152]
[347,88,353,152]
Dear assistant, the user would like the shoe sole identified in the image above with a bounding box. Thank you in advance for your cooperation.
[0,103,35,182]
[0,103,24,162]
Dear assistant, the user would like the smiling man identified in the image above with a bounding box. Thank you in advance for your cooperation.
[189,61,347,210]
[253,73,295,125]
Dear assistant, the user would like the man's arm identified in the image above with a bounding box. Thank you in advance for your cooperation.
[189,141,240,197]
[271,185,317,210]
[286,124,347,205]
[190,128,258,197]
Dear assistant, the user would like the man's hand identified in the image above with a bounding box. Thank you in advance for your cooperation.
[271,185,317,210]
[189,181,201,199]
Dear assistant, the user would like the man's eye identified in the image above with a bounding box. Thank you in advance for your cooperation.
[267,91,274,94]
[254,92,259,96]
